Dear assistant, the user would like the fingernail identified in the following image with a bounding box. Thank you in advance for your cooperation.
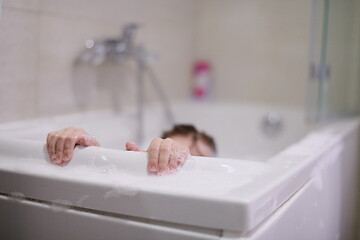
[63,154,69,162]
[156,170,165,176]
[54,159,62,165]
[149,164,157,172]
[51,155,57,162]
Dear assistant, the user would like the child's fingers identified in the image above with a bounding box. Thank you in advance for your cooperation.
[157,138,173,174]
[78,131,100,147]
[63,136,78,162]
[47,132,58,163]
[169,142,189,170]
[54,135,65,165]
[46,128,100,165]
[125,141,144,152]
[147,138,162,173]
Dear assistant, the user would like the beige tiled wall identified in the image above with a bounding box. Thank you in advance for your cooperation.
[0,0,195,122]
[2,0,357,123]
[193,0,311,106]
[0,2,40,122]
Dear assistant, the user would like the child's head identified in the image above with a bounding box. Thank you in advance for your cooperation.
[161,124,216,157]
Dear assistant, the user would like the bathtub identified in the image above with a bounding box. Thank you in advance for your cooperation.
[0,102,359,240]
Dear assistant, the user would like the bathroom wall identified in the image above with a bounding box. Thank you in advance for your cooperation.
[194,0,360,116]
[0,0,195,122]
[1,0,359,123]
[193,0,311,107]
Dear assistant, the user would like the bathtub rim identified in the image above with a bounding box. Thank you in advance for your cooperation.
[0,116,359,234]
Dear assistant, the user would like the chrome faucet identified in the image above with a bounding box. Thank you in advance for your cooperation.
[77,23,139,65]
[75,23,175,145]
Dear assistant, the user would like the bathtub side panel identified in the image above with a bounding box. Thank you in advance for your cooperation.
[234,122,360,240]
[0,195,221,240]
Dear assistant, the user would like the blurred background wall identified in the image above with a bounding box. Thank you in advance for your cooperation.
[0,0,359,122]
[194,0,310,106]
[0,0,195,122]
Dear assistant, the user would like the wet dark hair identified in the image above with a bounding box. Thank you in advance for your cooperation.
[161,124,216,153]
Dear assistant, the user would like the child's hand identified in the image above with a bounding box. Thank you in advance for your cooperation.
[126,138,190,175]
[47,127,100,165]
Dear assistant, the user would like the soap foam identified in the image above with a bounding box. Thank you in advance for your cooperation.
[50,199,73,212]
[103,185,139,199]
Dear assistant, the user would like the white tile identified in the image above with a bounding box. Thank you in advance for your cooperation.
[37,1,196,114]
[40,0,146,24]
[0,81,37,122]
[37,14,123,115]
[0,8,39,84]
[3,0,40,11]
[0,8,39,122]
[194,0,310,106]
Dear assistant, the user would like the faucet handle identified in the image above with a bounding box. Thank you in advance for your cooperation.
[122,23,141,44]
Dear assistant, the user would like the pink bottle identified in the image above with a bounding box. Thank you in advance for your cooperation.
[192,61,212,100]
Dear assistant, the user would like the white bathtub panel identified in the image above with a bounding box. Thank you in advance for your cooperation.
[232,118,360,240]
[0,195,220,240]
[0,135,333,234]
[0,138,269,233]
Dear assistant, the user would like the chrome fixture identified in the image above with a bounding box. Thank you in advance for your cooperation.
[75,23,175,145]
[77,23,140,66]
[261,112,283,137]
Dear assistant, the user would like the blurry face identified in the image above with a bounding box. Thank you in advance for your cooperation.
[169,134,215,157]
